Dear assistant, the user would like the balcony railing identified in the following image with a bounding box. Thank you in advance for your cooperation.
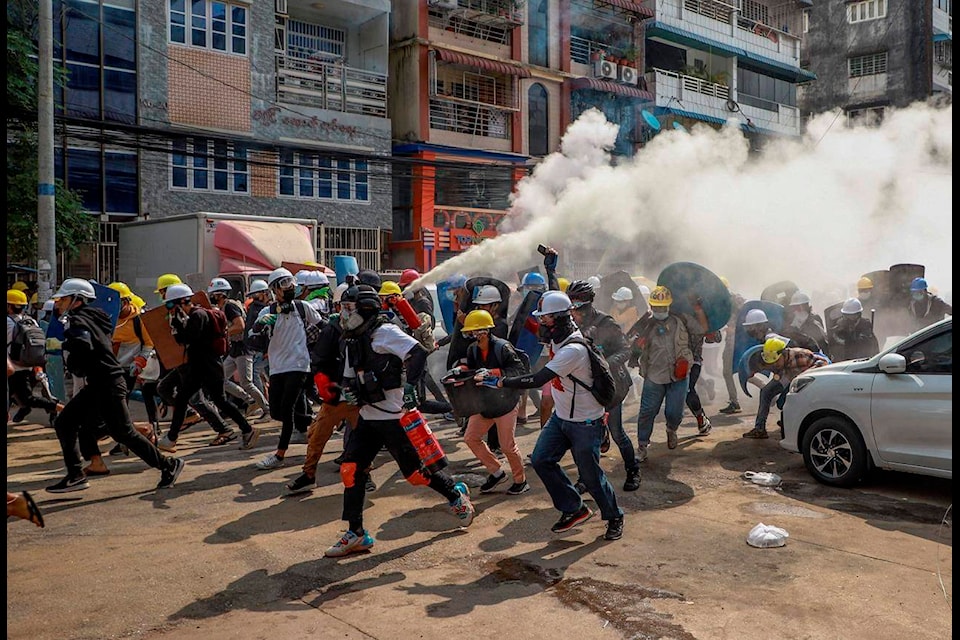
[429,98,512,138]
[652,67,730,100]
[682,0,735,23]
[449,0,525,27]
[571,36,611,65]
[276,54,388,118]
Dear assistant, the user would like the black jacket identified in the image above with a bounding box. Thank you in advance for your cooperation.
[576,307,630,368]
[170,306,220,370]
[830,317,879,361]
[63,305,125,382]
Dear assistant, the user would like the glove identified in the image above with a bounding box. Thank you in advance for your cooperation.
[674,357,690,379]
[257,313,278,327]
[543,251,558,271]
[341,388,359,405]
[478,375,501,389]
[473,368,491,382]
[402,383,419,409]
[445,366,465,378]
[130,355,147,378]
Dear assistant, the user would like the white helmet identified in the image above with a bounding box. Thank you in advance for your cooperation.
[267,267,295,288]
[638,284,651,299]
[207,277,232,294]
[612,286,633,302]
[310,271,330,287]
[164,283,194,303]
[533,291,572,317]
[789,291,811,306]
[295,270,312,286]
[840,298,863,315]
[42,300,55,312]
[333,282,350,303]
[472,284,502,305]
[742,308,769,326]
[586,276,601,291]
[52,278,96,300]
[247,279,269,295]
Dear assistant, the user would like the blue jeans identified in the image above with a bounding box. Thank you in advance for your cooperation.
[755,379,786,431]
[531,414,623,522]
[636,378,689,446]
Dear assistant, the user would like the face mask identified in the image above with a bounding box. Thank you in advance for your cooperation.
[652,311,669,321]
[791,311,809,327]
[281,287,296,303]
[339,308,365,331]
[859,291,871,301]
[911,291,925,301]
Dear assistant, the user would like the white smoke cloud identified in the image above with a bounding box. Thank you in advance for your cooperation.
[417,102,952,309]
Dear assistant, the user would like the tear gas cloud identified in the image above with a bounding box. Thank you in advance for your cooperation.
[416,102,952,308]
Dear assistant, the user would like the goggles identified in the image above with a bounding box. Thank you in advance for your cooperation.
[165,298,191,310]
[273,276,295,289]
[461,329,489,340]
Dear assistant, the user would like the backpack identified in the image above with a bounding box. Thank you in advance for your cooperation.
[562,336,619,409]
[201,307,230,357]
[468,338,531,376]
[245,301,319,353]
[9,316,47,367]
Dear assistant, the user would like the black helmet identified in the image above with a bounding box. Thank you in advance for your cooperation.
[343,284,381,319]
[566,280,596,306]
[357,269,382,288]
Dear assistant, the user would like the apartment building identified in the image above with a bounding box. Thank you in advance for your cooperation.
[50,0,393,282]
[799,0,952,125]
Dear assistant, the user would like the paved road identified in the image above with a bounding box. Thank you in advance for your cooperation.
[6,386,952,640]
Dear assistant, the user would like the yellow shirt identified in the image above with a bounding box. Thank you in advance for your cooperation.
[112,308,154,349]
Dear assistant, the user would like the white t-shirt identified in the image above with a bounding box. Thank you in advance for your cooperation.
[345,322,420,421]
[257,301,321,375]
[545,331,605,422]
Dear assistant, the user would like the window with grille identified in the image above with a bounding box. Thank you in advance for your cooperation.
[286,20,345,61]
[169,0,247,55]
[171,138,249,194]
[848,52,887,78]
[847,0,887,23]
[279,150,369,203]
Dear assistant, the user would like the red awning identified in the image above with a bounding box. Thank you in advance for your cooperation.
[595,0,655,17]
[434,49,531,78]
[569,77,655,101]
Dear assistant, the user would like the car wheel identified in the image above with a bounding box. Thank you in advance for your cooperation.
[800,416,869,487]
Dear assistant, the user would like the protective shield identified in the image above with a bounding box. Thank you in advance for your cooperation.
[333,255,360,286]
[731,300,785,375]
[860,269,891,303]
[657,262,732,333]
[508,290,544,365]
[435,278,461,336]
[888,263,925,303]
[597,270,648,316]
[138,291,212,370]
[441,369,521,420]
[760,281,799,307]
[462,276,511,321]
[823,301,845,344]
[737,344,768,397]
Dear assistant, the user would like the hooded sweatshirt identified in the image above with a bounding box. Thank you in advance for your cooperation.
[63,305,125,381]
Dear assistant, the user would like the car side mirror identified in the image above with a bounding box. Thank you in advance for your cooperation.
[878,353,907,374]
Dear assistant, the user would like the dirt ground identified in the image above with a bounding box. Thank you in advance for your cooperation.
[6,372,952,640]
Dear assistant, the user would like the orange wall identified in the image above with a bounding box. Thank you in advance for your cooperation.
[168,47,251,132]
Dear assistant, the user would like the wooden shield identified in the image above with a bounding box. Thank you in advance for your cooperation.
[139,291,211,370]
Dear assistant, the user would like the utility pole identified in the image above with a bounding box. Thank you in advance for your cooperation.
[37,0,57,302]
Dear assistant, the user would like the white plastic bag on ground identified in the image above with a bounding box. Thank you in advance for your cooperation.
[743,471,782,487]
[747,522,789,548]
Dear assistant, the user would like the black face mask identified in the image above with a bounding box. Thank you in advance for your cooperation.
[280,288,295,303]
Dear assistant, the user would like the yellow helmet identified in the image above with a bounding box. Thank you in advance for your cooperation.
[108,281,133,299]
[154,273,182,293]
[557,277,570,292]
[29,292,39,305]
[761,337,788,364]
[378,281,402,296]
[648,285,673,307]
[11,281,28,292]
[7,289,28,305]
[857,276,873,290]
[130,295,146,310]
[462,309,495,333]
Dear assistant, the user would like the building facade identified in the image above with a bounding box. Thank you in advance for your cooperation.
[50,0,394,282]
[798,0,952,124]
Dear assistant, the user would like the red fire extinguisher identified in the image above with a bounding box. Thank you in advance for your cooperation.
[392,297,422,331]
[400,408,447,473]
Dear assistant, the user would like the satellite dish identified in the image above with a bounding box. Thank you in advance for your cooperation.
[640,110,661,131]
[672,121,688,133]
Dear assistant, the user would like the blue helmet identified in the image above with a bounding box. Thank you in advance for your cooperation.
[521,272,546,287]
[446,274,467,289]
[910,277,928,292]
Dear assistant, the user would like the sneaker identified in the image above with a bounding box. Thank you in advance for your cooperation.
[290,430,308,444]
[255,453,284,470]
[109,442,126,456]
[240,427,261,450]
[157,434,177,453]
[480,470,507,493]
[244,403,261,417]
[742,428,769,439]
[332,454,344,466]
[667,429,678,450]
[442,412,455,421]
[156,458,185,489]
[324,529,375,558]
[449,482,475,527]
[46,474,90,494]
[12,407,31,423]
[604,516,624,541]
[365,477,377,492]
[551,505,594,533]
[697,415,712,436]
[284,473,315,496]
[623,469,641,492]
[719,402,742,415]
[574,480,587,496]
[636,444,648,463]
[506,481,530,495]
[253,409,272,423]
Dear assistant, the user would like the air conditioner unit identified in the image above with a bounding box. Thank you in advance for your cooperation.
[620,66,638,85]
[594,60,618,80]
[428,0,459,10]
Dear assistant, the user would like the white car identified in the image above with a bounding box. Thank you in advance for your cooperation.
[780,317,952,487]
